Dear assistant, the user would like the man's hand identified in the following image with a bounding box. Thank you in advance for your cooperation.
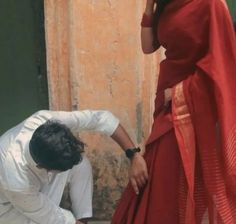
[129,153,148,195]
[76,220,87,224]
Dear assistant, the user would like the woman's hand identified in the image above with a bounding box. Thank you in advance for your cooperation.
[141,0,159,54]
[129,153,148,195]
[145,0,156,15]
[146,0,155,7]
[164,88,172,106]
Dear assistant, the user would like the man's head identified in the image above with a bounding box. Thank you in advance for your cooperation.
[29,120,84,171]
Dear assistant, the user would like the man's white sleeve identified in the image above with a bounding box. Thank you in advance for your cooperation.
[4,190,76,224]
[49,110,119,136]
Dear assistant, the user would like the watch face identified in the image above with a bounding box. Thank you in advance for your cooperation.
[125,148,140,159]
[125,149,134,159]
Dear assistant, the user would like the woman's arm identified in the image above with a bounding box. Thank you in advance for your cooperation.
[141,0,160,54]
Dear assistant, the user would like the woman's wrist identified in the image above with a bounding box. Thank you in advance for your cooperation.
[145,6,154,16]
[145,1,155,15]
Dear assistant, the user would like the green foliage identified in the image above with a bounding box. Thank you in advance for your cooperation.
[226,0,236,22]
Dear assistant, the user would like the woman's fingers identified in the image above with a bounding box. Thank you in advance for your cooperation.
[164,88,172,105]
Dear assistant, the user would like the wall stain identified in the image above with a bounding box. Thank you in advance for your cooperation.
[136,102,143,144]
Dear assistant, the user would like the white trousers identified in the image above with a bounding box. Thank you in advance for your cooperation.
[0,156,93,224]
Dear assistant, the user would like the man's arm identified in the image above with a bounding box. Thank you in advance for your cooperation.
[49,110,119,136]
[50,110,148,193]
[111,124,148,194]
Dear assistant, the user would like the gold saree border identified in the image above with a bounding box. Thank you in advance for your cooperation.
[172,81,196,224]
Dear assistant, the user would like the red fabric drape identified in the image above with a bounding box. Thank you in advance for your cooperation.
[181,0,236,222]
[112,0,236,223]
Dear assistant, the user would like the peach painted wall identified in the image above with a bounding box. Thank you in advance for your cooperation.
[44,0,163,220]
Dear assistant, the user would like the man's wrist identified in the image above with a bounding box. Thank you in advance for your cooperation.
[125,147,141,160]
[130,151,142,161]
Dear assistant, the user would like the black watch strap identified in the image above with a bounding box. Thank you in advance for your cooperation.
[125,147,141,159]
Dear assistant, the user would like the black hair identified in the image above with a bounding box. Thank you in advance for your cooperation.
[29,120,85,171]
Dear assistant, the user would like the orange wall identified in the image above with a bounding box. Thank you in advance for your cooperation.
[44,0,163,219]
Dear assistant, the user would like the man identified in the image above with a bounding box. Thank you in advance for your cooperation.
[0,110,148,224]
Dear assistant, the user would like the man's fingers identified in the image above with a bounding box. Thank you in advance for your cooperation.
[134,173,148,187]
[129,155,149,194]
[136,178,143,188]
[131,170,149,188]
[130,173,148,195]
[131,178,139,195]
[138,166,149,183]
[144,168,149,180]
[138,175,148,187]
[140,175,148,185]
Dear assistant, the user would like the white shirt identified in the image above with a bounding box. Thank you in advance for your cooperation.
[0,110,119,224]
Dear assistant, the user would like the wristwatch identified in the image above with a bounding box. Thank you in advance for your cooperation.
[125,147,141,159]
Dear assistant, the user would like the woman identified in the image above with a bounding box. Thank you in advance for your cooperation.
[112,0,236,223]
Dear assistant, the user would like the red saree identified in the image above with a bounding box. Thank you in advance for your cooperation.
[112,0,236,223]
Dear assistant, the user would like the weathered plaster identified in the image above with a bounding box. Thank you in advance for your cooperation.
[44,0,162,219]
